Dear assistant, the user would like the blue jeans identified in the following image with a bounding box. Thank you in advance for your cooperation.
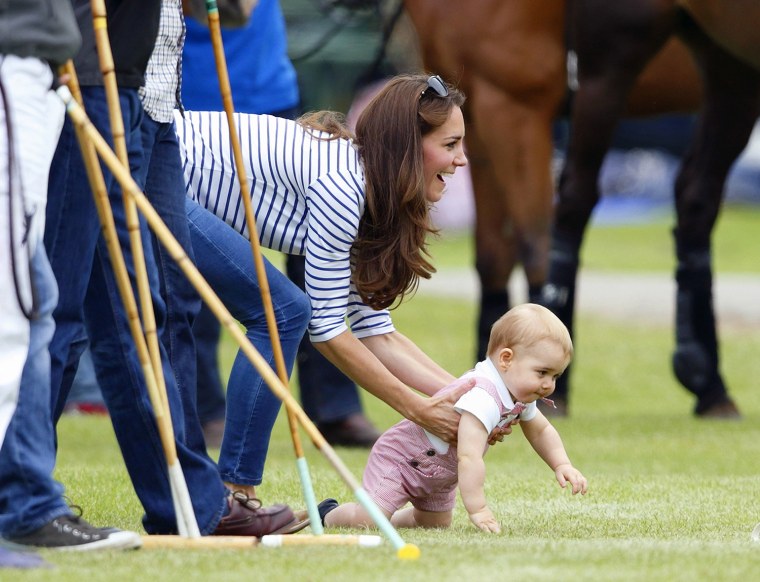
[0,245,69,537]
[41,87,225,534]
[63,119,200,423]
[136,116,207,455]
[185,199,310,485]
[193,255,363,426]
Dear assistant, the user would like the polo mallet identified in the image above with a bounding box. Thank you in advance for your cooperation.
[260,534,382,548]
[57,86,420,559]
[140,533,382,550]
[61,60,199,539]
[202,0,322,535]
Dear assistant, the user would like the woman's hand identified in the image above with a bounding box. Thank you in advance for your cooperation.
[487,421,516,445]
[410,377,476,442]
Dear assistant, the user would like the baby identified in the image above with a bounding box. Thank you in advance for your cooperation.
[319,303,587,533]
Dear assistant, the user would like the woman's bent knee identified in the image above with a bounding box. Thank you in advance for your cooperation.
[277,285,311,337]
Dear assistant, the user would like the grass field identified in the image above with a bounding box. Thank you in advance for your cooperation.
[19,205,760,580]
[428,203,760,273]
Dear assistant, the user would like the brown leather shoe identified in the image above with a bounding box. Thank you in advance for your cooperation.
[278,509,310,534]
[317,413,381,448]
[213,491,301,537]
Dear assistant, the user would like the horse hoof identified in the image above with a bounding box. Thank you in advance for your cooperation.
[695,398,741,420]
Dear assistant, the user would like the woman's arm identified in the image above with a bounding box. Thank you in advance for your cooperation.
[359,331,455,396]
[313,330,473,442]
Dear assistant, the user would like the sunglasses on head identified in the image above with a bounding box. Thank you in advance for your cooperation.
[420,75,449,98]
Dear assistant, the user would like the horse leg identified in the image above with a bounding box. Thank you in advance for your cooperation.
[671,16,760,417]
[465,40,566,359]
[467,130,516,359]
[543,0,679,409]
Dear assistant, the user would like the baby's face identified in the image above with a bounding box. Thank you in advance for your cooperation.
[495,339,569,403]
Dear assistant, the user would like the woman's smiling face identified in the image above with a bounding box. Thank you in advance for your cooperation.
[421,105,467,203]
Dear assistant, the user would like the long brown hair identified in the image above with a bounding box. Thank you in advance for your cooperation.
[351,74,465,309]
[296,110,354,141]
[296,75,465,310]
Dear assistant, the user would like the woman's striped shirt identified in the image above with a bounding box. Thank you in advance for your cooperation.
[174,110,395,343]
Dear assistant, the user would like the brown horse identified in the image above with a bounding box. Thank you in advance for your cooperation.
[401,1,702,362]
[543,0,760,417]
[680,0,760,70]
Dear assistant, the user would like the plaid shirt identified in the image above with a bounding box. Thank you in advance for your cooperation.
[139,0,185,123]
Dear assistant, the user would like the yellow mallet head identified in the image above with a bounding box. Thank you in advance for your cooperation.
[396,543,421,560]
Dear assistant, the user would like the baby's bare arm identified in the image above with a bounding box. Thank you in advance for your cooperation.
[521,411,588,495]
[457,412,501,533]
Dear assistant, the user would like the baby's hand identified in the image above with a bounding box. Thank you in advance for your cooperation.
[554,464,588,495]
[469,508,501,533]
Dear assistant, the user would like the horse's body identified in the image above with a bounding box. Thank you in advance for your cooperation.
[403,0,704,360]
[544,0,760,416]
[403,0,760,417]
[404,0,564,354]
[680,0,760,69]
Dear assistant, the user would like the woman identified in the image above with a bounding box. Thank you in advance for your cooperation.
[175,73,473,497]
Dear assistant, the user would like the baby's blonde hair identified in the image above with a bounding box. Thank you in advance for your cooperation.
[487,303,573,362]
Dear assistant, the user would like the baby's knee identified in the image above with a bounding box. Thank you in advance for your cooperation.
[415,508,452,529]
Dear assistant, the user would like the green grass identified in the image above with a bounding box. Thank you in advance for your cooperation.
[24,205,760,580]
[429,203,760,273]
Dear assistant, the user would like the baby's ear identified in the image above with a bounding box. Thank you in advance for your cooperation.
[497,348,514,369]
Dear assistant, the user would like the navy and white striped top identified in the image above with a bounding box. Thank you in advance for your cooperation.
[175,110,395,343]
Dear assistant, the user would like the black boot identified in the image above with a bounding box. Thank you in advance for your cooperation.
[538,232,581,413]
[476,289,510,361]
[672,239,740,418]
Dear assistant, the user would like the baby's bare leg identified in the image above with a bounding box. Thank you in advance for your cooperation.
[324,502,391,528]
[391,507,452,529]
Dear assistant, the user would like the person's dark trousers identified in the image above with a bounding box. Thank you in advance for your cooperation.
[284,254,363,423]
[43,88,227,534]
[193,303,227,425]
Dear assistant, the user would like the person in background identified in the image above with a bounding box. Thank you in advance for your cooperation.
[181,0,381,449]
[2,0,305,545]
[63,348,108,415]
[0,0,142,562]
[318,304,587,533]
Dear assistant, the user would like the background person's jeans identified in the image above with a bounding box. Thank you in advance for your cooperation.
[192,304,227,425]
[43,87,226,534]
[65,347,105,411]
[0,58,73,537]
[0,246,69,537]
[136,116,207,456]
[285,254,363,423]
[185,198,310,485]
